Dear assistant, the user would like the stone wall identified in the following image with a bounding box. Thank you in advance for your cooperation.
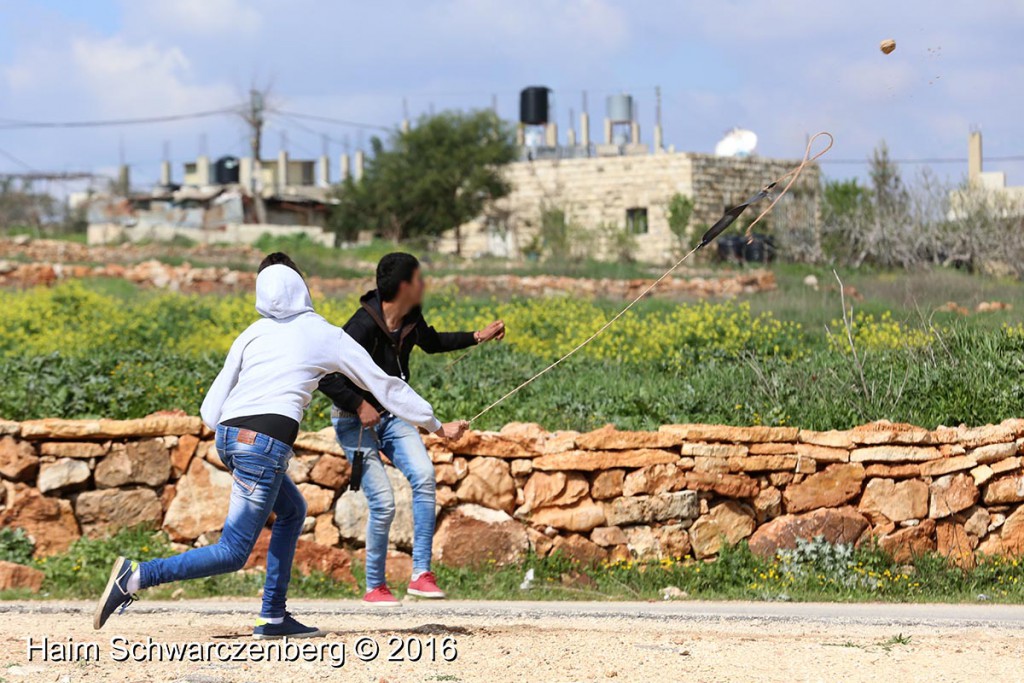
[2,414,1022,580]
[440,152,821,263]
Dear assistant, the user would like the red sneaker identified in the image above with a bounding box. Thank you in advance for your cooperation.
[407,571,446,599]
[363,585,401,606]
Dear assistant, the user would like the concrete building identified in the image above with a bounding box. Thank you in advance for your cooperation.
[85,152,367,246]
[440,150,821,263]
[949,131,1024,220]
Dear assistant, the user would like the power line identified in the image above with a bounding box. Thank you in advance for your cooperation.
[271,109,391,132]
[0,146,35,172]
[0,106,242,130]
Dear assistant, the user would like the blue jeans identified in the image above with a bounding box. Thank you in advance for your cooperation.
[333,413,436,589]
[139,425,306,618]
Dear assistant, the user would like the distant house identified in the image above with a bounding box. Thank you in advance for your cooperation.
[948,131,1024,221]
[82,150,365,246]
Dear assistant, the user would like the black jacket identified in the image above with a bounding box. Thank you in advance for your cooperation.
[318,290,477,414]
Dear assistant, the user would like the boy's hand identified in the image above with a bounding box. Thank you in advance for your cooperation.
[357,401,381,428]
[474,320,506,343]
[436,420,469,441]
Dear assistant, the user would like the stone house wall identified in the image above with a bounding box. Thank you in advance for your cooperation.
[439,152,821,264]
[2,414,1021,582]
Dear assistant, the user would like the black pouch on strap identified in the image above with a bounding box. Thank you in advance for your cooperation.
[347,427,369,492]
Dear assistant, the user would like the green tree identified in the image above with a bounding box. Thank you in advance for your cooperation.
[666,193,694,251]
[329,110,517,251]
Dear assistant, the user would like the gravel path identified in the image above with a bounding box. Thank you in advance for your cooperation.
[2,599,1023,682]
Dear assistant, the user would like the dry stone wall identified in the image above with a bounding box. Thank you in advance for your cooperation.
[3,413,1024,582]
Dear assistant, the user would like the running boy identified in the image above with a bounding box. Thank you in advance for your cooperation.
[319,252,504,605]
[94,253,466,637]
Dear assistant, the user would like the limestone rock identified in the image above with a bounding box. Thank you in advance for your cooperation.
[920,455,977,477]
[748,506,869,557]
[94,439,171,488]
[929,473,979,519]
[858,478,928,523]
[0,487,80,555]
[298,483,335,516]
[657,524,692,559]
[456,457,517,513]
[689,501,756,559]
[527,526,554,556]
[864,463,921,479]
[310,453,350,490]
[591,526,628,547]
[533,449,677,471]
[623,464,686,496]
[851,421,934,446]
[878,519,936,563]
[435,463,459,485]
[663,424,798,443]
[510,458,533,477]
[850,446,941,463]
[684,471,759,498]
[293,427,346,457]
[39,441,107,459]
[783,464,865,513]
[433,504,529,566]
[162,459,232,542]
[623,526,660,560]
[246,529,356,585]
[314,514,340,547]
[576,424,680,450]
[170,434,199,475]
[591,469,625,499]
[971,442,1018,464]
[287,455,313,485]
[971,464,994,486]
[37,458,90,493]
[20,414,201,439]
[0,560,44,592]
[993,506,1024,554]
[936,521,975,568]
[681,443,748,458]
[448,431,538,459]
[964,507,990,539]
[521,471,588,512]
[754,486,783,523]
[0,437,38,481]
[551,533,608,565]
[334,466,415,549]
[604,491,699,526]
[983,475,1024,505]
[794,443,849,463]
[528,498,606,532]
[75,488,162,538]
[798,430,855,449]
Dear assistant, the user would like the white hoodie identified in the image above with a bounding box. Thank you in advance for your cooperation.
[200,264,442,434]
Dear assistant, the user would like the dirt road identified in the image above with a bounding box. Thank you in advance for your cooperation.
[2,599,1023,682]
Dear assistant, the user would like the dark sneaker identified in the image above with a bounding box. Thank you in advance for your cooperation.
[253,614,324,640]
[93,556,139,630]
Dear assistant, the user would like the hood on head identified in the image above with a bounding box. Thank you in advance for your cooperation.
[255,264,314,319]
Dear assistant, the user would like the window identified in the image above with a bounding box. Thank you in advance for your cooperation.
[625,207,649,235]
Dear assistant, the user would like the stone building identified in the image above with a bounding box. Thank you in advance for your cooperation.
[440,151,821,264]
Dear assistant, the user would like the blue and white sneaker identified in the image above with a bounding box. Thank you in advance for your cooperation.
[253,613,324,639]
[93,556,139,630]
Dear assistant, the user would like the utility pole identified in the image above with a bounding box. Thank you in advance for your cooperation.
[245,88,267,224]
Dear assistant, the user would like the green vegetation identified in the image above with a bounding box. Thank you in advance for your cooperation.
[6,530,1024,604]
[1,270,1023,431]
[329,110,517,248]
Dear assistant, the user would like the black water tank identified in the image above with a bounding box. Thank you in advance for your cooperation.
[214,156,240,185]
[519,87,550,125]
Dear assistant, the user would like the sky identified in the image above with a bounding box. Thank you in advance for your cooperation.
[0,0,1021,188]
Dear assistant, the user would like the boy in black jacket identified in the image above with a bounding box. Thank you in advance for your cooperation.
[319,253,504,604]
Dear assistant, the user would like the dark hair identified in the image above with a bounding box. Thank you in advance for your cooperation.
[376,252,420,301]
[258,252,302,276]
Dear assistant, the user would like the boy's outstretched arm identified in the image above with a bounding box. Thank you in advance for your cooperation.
[334,329,465,438]
[417,318,505,354]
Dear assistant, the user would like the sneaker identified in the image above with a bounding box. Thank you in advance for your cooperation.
[93,557,139,630]
[407,571,446,599]
[363,584,401,606]
[253,614,324,640]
